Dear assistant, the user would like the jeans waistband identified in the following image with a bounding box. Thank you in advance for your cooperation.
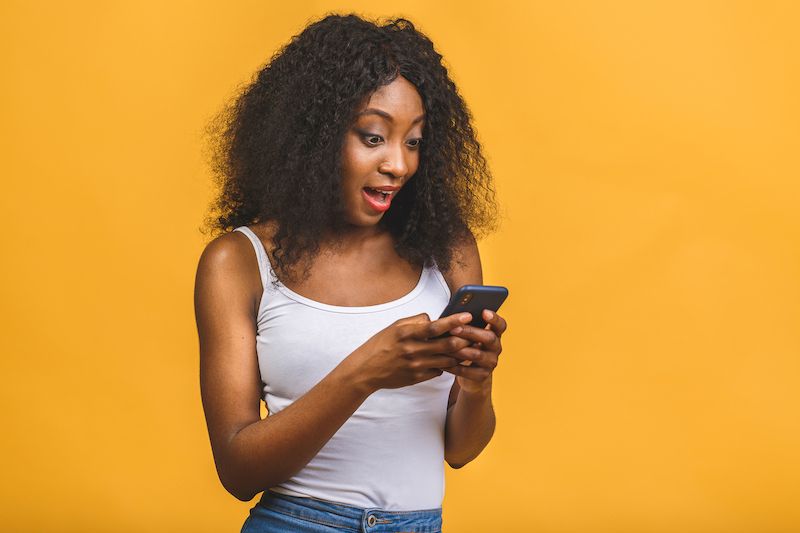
[257,490,443,532]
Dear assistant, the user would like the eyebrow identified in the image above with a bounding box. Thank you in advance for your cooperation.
[357,108,426,124]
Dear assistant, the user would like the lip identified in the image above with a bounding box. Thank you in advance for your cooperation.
[361,188,392,213]
[365,185,400,192]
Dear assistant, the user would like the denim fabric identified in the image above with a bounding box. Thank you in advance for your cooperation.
[241,490,443,533]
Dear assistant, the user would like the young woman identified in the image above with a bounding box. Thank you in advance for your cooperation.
[194,13,508,532]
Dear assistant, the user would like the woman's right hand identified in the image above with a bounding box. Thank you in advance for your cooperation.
[342,312,475,393]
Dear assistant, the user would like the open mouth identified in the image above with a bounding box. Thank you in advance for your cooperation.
[361,187,395,212]
[363,187,392,203]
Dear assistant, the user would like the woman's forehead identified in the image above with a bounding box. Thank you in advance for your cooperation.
[359,77,425,119]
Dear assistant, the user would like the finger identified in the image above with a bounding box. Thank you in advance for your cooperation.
[446,324,497,347]
[413,354,461,369]
[443,364,492,381]
[445,346,497,369]
[482,309,507,337]
[408,335,472,357]
[415,313,472,340]
[415,367,445,382]
[432,334,473,354]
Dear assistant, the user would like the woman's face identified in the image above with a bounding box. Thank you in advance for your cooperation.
[339,75,425,227]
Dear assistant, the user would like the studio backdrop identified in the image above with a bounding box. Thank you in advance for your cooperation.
[1,1,799,532]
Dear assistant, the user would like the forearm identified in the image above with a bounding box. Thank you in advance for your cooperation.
[221,361,372,501]
[443,380,495,468]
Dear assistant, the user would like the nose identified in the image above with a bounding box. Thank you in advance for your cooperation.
[378,143,410,179]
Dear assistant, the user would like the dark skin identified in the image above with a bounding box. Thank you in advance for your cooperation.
[194,77,508,502]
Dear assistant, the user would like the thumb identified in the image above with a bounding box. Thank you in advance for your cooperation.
[413,312,431,323]
[395,312,430,326]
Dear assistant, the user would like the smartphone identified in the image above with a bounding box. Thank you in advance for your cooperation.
[432,284,508,338]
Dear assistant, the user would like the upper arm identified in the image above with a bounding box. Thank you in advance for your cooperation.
[194,232,263,478]
[442,232,483,409]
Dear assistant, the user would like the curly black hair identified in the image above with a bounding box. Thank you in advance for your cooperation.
[201,12,499,286]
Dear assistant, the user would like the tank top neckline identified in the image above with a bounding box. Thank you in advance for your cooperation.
[277,264,430,313]
[235,225,432,314]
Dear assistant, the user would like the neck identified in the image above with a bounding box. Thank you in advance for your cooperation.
[320,223,390,254]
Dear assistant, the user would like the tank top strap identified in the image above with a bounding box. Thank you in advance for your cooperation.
[428,258,452,299]
[233,226,274,289]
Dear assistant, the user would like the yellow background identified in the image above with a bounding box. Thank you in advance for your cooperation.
[2,1,798,531]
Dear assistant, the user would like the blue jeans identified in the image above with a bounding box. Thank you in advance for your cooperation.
[241,490,443,533]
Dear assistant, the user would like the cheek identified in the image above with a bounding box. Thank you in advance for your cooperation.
[339,157,359,192]
[408,153,421,176]
[340,141,372,181]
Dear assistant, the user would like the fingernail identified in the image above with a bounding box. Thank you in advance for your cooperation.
[460,313,472,323]
[450,326,463,334]
[484,310,494,319]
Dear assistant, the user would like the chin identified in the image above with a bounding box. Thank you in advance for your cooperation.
[340,208,383,227]
[353,214,383,226]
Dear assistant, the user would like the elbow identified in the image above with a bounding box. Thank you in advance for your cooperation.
[213,431,295,502]
[220,472,259,502]
[217,453,286,502]
[444,451,472,469]
[213,436,264,502]
[216,459,261,502]
[232,489,259,503]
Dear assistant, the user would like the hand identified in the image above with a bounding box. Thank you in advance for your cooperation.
[443,309,507,394]
[344,312,475,393]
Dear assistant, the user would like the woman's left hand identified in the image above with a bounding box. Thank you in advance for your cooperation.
[443,309,507,394]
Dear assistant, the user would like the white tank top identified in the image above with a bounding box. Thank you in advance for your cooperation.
[233,226,455,511]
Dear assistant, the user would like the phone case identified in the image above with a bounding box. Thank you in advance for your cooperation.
[433,284,508,338]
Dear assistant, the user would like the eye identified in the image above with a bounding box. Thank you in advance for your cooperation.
[407,138,423,149]
[360,133,383,146]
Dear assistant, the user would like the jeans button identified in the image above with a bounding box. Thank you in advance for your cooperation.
[367,515,377,527]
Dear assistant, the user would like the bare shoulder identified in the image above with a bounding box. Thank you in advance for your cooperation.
[195,229,263,312]
[441,231,483,295]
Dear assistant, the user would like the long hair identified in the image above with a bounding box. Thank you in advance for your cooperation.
[202,12,499,285]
